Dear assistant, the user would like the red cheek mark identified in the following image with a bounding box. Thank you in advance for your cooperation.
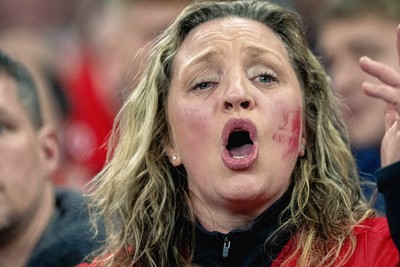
[272,108,301,158]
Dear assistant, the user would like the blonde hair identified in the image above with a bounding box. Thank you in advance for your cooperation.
[88,1,374,266]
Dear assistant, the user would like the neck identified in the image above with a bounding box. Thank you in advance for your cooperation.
[192,187,289,234]
[0,183,54,267]
[193,189,294,266]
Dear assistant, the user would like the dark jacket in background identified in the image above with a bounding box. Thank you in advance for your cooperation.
[27,188,105,267]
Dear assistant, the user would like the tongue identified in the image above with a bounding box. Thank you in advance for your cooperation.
[229,144,253,157]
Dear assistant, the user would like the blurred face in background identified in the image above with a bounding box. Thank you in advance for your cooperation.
[318,15,399,148]
[0,73,56,236]
[0,0,79,32]
[91,1,187,110]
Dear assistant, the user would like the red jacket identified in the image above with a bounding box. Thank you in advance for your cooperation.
[272,217,399,267]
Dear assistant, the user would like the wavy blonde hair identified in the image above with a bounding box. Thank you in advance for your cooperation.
[88,1,374,266]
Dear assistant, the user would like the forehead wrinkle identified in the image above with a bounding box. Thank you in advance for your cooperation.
[173,17,290,79]
[173,21,250,74]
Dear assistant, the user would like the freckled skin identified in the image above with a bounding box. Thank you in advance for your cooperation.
[167,18,305,231]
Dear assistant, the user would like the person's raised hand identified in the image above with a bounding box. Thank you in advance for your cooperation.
[360,24,400,167]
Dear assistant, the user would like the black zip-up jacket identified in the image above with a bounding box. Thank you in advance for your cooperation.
[193,162,400,267]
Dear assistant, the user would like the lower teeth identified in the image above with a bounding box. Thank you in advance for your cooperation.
[233,155,248,159]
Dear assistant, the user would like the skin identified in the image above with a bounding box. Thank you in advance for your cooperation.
[318,15,399,148]
[166,18,306,234]
[0,73,59,267]
[361,25,400,167]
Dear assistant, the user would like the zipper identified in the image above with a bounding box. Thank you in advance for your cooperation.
[222,236,231,258]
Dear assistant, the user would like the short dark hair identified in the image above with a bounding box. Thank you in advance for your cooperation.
[0,50,43,129]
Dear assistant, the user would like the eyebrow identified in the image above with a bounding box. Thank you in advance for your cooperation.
[172,50,221,84]
[348,38,383,55]
[242,45,286,64]
[178,50,220,71]
[183,45,286,68]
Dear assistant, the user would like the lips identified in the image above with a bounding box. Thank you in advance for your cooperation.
[221,118,258,170]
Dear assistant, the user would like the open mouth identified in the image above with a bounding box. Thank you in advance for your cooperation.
[221,118,258,170]
[226,130,253,158]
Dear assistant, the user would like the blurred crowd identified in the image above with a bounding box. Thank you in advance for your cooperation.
[0,0,195,190]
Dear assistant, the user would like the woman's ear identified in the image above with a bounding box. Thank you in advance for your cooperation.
[298,136,306,157]
[163,134,182,166]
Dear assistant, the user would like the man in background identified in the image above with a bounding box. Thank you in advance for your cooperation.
[0,51,103,267]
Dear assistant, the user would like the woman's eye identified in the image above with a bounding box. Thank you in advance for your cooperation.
[255,73,278,84]
[192,81,213,90]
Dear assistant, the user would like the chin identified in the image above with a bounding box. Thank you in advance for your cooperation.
[223,182,268,202]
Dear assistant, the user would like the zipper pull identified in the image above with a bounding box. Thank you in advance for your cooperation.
[222,236,231,258]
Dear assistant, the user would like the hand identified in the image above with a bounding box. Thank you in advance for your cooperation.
[360,24,400,167]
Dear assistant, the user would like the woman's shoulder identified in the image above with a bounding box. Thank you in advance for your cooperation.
[355,216,390,233]
[272,217,399,267]
[76,263,95,267]
[345,217,399,266]
[75,249,133,267]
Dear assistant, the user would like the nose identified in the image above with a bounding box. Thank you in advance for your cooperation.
[222,78,255,112]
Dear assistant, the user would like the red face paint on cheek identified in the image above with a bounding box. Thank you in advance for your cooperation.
[272,107,301,158]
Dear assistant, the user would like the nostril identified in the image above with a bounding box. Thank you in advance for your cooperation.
[240,101,250,109]
[225,102,233,110]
